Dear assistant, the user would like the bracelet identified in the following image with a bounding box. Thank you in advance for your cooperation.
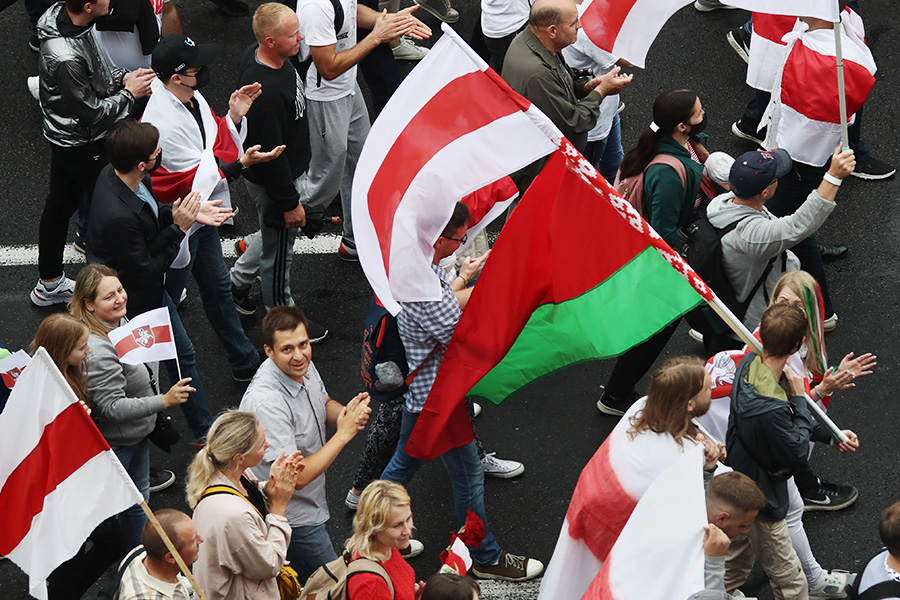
[823,173,842,186]
[457,275,468,286]
[814,384,826,399]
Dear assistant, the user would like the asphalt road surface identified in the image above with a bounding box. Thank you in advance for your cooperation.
[0,0,898,598]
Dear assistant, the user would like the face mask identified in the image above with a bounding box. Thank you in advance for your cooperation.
[686,113,708,138]
[146,148,162,173]
[182,66,210,90]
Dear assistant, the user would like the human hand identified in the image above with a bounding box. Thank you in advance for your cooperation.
[79,399,92,416]
[284,203,306,228]
[196,199,235,227]
[835,429,859,454]
[123,68,155,99]
[394,5,431,39]
[826,148,856,180]
[172,191,201,232]
[229,82,262,124]
[695,432,723,470]
[336,393,371,441]
[240,144,286,167]
[414,580,426,600]
[458,250,490,284]
[837,352,876,380]
[704,523,730,557]
[783,367,807,398]
[162,377,195,407]
[372,8,423,44]
[266,451,305,514]
[818,366,856,397]
[586,66,633,97]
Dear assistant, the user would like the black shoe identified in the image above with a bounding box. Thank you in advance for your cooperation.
[149,469,176,493]
[851,156,896,180]
[726,26,751,64]
[232,283,256,315]
[29,35,40,52]
[596,386,639,416]
[802,479,858,512]
[818,243,848,262]
[208,0,249,17]
[732,119,766,145]
[233,351,265,382]
[307,319,329,344]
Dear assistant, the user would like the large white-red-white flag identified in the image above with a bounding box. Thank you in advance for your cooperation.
[351,23,561,316]
[723,0,839,21]
[579,0,692,69]
[107,307,178,365]
[746,13,800,93]
[538,399,704,600]
[0,349,31,389]
[0,348,143,600]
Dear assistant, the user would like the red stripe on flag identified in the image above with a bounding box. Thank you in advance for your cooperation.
[0,403,110,554]
[781,42,875,123]
[581,0,638,53]
[150,164,200,205]
[566,440,638,562]
[367,70,526,275]
[752,13,796,45]
[460,177,517,227]
[113,325,173,360]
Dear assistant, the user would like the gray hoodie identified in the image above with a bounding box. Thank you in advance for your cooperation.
[706,189,835,329]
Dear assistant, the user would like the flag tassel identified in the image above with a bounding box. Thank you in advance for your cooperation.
[139,502,209,600]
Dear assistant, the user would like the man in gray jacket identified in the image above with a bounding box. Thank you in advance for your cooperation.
[706,147,855,334]
[30,0,154,307]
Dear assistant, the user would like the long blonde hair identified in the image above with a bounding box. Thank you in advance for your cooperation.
[31,313,91,406]
[346,481,411,559]
[186,410,261,508]
[770,270,827,376]
[69,263,121,337]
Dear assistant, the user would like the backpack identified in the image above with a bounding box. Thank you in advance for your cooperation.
[680,216,784,332]
[845,551,900,600]
[299,551,394,600]
[614,154,687,216]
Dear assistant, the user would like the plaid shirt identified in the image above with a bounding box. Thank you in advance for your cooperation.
[116,549,192,600]
[398,264,461,412]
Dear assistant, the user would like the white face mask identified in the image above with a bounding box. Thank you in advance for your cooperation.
[438,252,458,273]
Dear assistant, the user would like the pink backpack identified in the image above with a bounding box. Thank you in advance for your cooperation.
[614,154,687,215]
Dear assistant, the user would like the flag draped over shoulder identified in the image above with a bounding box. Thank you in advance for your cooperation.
[579,0,692,69]
[538,400,704,600]
[352,23,561,316]
[0,348,143,600]
[405,141,709,461]
[746,13,799,92]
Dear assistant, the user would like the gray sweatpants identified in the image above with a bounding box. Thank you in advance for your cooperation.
[299,84,370,248]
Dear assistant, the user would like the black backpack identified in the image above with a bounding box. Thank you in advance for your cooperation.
[845,551,900,600]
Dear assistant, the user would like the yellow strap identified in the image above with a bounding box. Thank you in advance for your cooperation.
[200,485,265,520]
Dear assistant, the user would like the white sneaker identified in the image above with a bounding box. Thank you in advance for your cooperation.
[482,453,524,479]
[824,313,838,332]
[809,570,854,599]
[345,489,360,510]
[472,402,482,418]
[27,76,39,101]
[392,36,429,61]
[688,328,704,344]
[30,276,76,306]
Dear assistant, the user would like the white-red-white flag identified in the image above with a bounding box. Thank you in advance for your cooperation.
[538,398,702,600]
[0,348,143,600]
[722,0,839,21]
[107,307,178,365]
[746,13,800,93]
[351,23,561,316]
[592,444,707,600]
[0,349,31,389]
[579,0,692,69]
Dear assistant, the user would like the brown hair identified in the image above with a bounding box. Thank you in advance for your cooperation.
[31,313,91,406]
[70,263,121,337]
[421,573,481,600]
[105,120,159,173]
[628,356,706,445]
[441,202,471,237]
[706,472,766,514]
[759,303,807,358]
[262,306,308,348]
[253,3,295,44]
[879,501,900,557]
[141,509,190,560]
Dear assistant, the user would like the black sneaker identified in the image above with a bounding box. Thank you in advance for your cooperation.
[208,0,249,16]
[73,231,86,254]
[307,320,329,344]
[802,479,858,512]
[149,469,176,493]
[232,283,256,315]
[596,386,639,416]
[731,119,766,145]
[851,157,896,180]
[726,26,751,64]
[29,35,40,52]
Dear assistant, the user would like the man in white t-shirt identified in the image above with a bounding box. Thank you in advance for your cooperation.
[295,0,429,260]
[94,0,182,72]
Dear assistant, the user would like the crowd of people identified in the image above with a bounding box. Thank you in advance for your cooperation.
[4,0,897,597]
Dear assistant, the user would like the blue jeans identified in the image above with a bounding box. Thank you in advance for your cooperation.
[112,439,149,548]
[162,292,213,439]
[583,114,624,185]
[287,523,337,583]
[165,226,258,375]
[381,408,503,565]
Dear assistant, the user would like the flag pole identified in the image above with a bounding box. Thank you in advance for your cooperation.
[704,295,849,443]
[834,8,850,150]
[139,502,209,600]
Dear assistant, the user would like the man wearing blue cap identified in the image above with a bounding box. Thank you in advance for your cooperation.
[706,147,855,335]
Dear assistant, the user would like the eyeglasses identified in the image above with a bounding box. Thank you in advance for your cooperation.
[441,233,467,244]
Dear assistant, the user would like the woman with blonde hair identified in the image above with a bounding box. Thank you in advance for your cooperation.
[187,410,304,600]
[70,263,195,546]
[346,481,425,600]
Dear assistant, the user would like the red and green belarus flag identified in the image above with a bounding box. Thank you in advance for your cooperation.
[405,140,713,461]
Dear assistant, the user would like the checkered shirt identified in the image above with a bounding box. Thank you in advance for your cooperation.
[115,549,192,600]
[398,264,462,413]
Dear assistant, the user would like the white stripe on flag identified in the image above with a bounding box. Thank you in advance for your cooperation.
[609,0,692,69]
[538,519,604,600]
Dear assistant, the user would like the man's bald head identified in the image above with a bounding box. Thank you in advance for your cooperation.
[529,0,575,29]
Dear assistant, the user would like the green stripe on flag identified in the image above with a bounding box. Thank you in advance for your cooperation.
[469,246,703,404]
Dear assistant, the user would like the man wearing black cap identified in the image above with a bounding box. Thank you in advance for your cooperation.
[143,34,284,382]
[706,147,855,334]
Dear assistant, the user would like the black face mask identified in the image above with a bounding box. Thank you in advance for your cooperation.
[183,67,211,90]
[685,113,708,138]
[146,148,162,173]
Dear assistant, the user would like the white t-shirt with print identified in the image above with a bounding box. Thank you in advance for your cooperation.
[297,0,358,102]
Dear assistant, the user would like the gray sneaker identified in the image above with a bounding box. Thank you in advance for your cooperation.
[472,552,544,582]
[414,0,459,23]
[694,0,738,11]
[30,276,75,306]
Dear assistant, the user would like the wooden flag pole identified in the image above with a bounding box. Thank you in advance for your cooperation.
[139,502,209,600]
